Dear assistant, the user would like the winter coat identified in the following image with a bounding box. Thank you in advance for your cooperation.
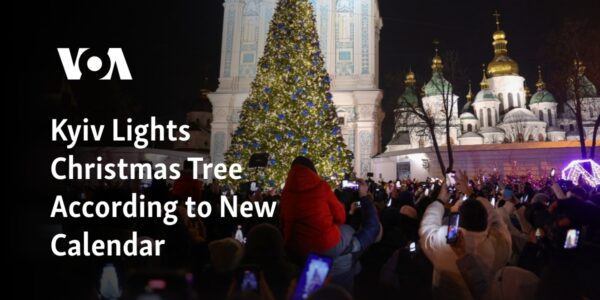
[419,198,512,300]
[280,164,346,259]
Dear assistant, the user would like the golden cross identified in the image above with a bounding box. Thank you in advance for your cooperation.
[493,10,501,30]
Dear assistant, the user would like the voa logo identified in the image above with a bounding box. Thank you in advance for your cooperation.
[57,48,132,80]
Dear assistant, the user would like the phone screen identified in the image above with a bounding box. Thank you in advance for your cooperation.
[99,263,121,299]
[395,180,401,188]
[535,228,542,239]
[233,225,246,244]
[239,268,260,292]
[292,254,333,300]
[409,242,416,252]
[424,188,430,196]
[446,213,460,244]
[550,168,556,177]
[491,197,496,207]
[342,180,359,190]
[386,198,392,207]
[503,188,513,200]
[446,172,456,186]
[563,229,580,249]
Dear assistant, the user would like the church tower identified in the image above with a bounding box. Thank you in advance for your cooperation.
[209,0,384,176]
[486,11,526,115]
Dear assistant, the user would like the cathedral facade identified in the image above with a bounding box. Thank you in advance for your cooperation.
[387,14,598,152]
[209,0,384,176]
[381,13,598,180]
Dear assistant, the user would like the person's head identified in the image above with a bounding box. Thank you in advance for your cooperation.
[244,224,286,265]
[208,238,244,273]
[525,202,552,229]
[291,156,317,174]
[459,199,488,232]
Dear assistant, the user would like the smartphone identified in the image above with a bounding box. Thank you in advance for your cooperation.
[99,263,121,299]
[386,198,392,207]
[563,229,580,249]
[446,172,456,186]
[424,188,430,196]
[292,254,333,300]
[491,197,496,207]
[237,266,260,293]
[342,180,359,190]
[535,228,543,240]
[250,182,258,192]
[355,201,362,209]
[550,168,556,177]
[446,212,460,244]
[495,185,499,192]
[233,225,246,244]
[409,241,416,253]
[395,180,401,188]
[461,194,468,201]
[503,188,513,201]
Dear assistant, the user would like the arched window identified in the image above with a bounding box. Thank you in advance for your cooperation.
[517,133,524,143]
[461,124,465,132]
[479,109,484,127]
[498,94,504,112]
[467,124,473,132]
[547,110,553,126]
[495,109,499,124]
[539,110,544,121]
[487,108,492,127]
[508,93,514,109]
[569,124,574,131]
[528,134,534,142]
[419,138,425,148]
[517,93,521,107]
[538,134,544,141]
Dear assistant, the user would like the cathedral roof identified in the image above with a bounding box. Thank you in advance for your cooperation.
[460,112,477,120]
[424,48,453,97]
[424,72,452,97]
[567,60,597,98]
[530,90,556,104]
[474,89,499,103]
[502,108,540,123]
[398,87,419,106]
[530,66,556,104]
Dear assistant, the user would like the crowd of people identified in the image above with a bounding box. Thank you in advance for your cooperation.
[56,157,600,300]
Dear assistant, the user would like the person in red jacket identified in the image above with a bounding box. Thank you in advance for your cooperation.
[280,156,346,261]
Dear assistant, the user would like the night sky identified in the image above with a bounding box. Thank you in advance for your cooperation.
[15,0,600,149]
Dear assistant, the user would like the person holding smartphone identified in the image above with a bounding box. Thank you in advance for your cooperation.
[281,156,381,291]
[419,176,511,300]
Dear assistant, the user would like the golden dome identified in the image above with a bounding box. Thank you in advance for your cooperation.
[493,30,506,41]
[487,11,519,77]
[405,67,416,86]
[536,66,546,91]
[431,49,443,72]
[480,64,489,89]
[466,80,473,102]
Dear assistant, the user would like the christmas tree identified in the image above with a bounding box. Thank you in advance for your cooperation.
[224,0,353,188]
